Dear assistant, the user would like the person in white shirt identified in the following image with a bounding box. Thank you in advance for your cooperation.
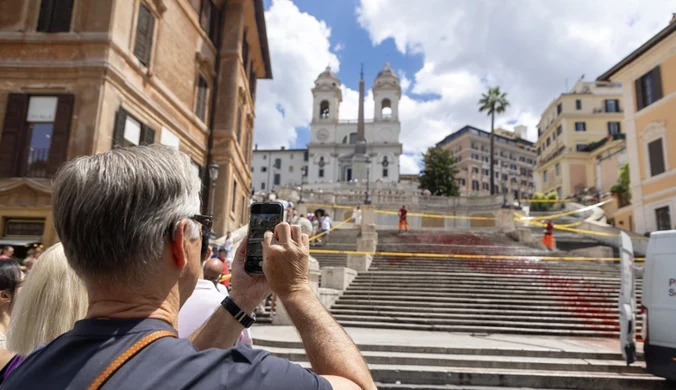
[178,251,252,345]
[320,212,332,246]
[224,231,234,266]
[352,206,362,229]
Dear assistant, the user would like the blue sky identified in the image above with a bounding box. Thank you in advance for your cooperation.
[254,0,675,174]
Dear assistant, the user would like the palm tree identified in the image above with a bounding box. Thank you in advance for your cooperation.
[478,87,510,195]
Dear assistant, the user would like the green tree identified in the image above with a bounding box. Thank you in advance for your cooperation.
[611,162,631,207]
[530,191,558,211]
[478,86,510,196]
[419,146,460,197]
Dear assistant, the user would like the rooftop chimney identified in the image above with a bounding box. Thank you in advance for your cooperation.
[281,146,286,150]
[255,144,258,151]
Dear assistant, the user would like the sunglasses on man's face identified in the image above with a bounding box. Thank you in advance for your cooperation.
[189,215,213,260]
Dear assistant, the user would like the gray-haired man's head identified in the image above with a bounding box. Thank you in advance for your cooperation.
[52,145,203,290]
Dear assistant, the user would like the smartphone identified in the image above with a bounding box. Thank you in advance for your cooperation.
[245,202,284,275]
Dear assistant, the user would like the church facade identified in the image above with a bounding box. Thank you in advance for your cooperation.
[307,64,403,185]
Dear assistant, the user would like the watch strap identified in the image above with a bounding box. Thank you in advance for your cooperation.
[221,296,256,328]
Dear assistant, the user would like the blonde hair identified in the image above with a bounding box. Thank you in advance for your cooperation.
[6,243,88,356]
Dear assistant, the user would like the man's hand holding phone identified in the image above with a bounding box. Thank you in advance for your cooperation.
[262,223,311,300]
[229,237,271,314]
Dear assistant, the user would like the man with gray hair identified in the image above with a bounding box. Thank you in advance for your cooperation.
[4,145,374,390]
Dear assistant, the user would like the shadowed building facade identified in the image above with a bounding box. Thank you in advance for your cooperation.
[0,0,271,246]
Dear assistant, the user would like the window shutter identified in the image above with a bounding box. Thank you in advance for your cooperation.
[112,108,127,149]
[209,4,221,45]
[141,124,155,145]
[236,107,242,141]
[133,4,154,66]
[635,78,644,111]
[196,77,207,122]
[653,66,663,101]
[241,28,249,67]
[46,94,74,176]
[51,0,74,32]
[648,139,665,177]
[37,0,55,32]
[0,94,29,177]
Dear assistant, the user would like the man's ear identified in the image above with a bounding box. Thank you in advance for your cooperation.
[0,290,12,306]
[171,219,190,269]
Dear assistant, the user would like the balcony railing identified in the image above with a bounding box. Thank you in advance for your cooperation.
[24,148,50,178]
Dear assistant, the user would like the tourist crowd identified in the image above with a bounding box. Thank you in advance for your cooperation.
[0,145,375,389]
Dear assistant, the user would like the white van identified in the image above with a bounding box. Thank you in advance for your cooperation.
[642,229,676,380]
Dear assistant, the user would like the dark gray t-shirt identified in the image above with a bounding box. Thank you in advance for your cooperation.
[3,318,331,390]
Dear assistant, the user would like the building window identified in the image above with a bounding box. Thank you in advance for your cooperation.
[538,128,542,137]
[304,151,309,161]
[112,108,155,148]
[557,125,562,135]
[261,182,265,190]
[472,180,479,191]
[543,171,548,183]
[236,107,242,141]
[608,122,621,136]
[546,137,550,147]
[482,182,489,190]
[575,99,581,110]
[502,174,508,181]
[320,101,330,119]
[576,144,587,152]
[472,167,479,174]
[471,153,479,160]
[458,178,466,186]
[557,103,562,115]
[636,66,663,111]
[555,163,560,176]
[231,181,237,212]
[263,154,267,160]
[261,166,267,172]
[648,138,666,177]
[655,206,672,231]
[552,131,556,140]
[37,0,74,32]
[248,61,257,101]
[195,76,208,122]
[274,158,281,169]
[318,169,324,178]
[133,3,155,67]
[0,94,74,178]
[575,122,586,132]
[290,153,294,160]
[521,180,527,186]
[273,174,281,186]
[383,168,388,178]
[482,169,489,176]
[199,0,220,44]
[605,99,620,113]
[289,166,294,173]
[537,147,541,156]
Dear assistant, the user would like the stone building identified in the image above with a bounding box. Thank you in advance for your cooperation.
[437,125,537,200]
[307,64,403,185]
[0,0,272,247]
[534,80,625,198]
[598,14,676,233]
[251,146,308,192]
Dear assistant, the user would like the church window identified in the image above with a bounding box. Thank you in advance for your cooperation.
[319,169,324,178]
[382,156,389,177]
[320,100,330,119]
[381,98,392,118]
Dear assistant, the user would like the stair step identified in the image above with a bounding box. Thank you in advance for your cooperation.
[262,346,645,374]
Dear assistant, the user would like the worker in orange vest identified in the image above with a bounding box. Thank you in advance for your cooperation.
[542,220,555,251]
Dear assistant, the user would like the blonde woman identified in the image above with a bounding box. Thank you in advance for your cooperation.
[1,243,87,382]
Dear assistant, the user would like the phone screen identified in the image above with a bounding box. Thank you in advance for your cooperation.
[245,203,283,274]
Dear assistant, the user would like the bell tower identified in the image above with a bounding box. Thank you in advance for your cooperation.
[312,66,342,123]
[373,63,401,121]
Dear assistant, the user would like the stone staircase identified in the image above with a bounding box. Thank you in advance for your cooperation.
[329,232,642,338]
[253,326,668,390]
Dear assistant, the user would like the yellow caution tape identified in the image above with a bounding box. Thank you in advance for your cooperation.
[374,209,496,220]
[308,216,353,242]
[520,199,613,221]
[310,248,645,262]
[520,199,573,203]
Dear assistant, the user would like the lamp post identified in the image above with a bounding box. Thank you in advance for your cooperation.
[364,157,372,205]
[208,162,219,217]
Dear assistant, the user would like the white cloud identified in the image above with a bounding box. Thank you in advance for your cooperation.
[253,0,339,148]
[356,0,675,161]
[399,153,421,174]
[333,42,345,52]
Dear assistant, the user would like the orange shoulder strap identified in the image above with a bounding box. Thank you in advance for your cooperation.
[87,330,177,390]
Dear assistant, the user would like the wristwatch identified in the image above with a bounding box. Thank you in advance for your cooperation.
[221,296,256,328]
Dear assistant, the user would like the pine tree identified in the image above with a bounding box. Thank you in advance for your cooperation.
[419,146,460,197]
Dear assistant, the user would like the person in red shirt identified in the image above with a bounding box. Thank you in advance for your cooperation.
[215,247,230,289]
[398,205,409,233]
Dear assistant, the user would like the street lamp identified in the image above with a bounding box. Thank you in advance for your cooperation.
[364,157,372,205]
[208,162,219,217]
